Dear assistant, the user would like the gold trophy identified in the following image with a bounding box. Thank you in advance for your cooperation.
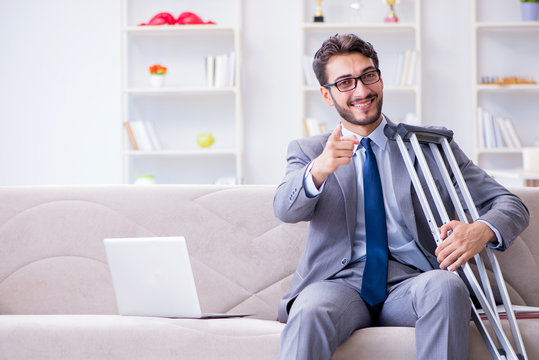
[384,0,399,23]
[314,0,324,22]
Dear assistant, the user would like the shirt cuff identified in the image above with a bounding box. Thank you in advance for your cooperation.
[477,219,503,249]
[303,162,325,198]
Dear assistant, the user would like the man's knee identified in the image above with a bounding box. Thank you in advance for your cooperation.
[288,281,370,331]
[414,270,470,308]
[290,282,349,321]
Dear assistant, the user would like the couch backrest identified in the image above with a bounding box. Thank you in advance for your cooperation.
[0,185,537,320]
[494,187,539,306]
[0,185,307,320]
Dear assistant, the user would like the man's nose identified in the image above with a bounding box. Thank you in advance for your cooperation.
[351,80,369,97]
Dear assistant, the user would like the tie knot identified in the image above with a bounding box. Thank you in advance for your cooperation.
[361,137,372,150]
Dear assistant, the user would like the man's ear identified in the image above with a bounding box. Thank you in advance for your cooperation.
[320,86,334,107]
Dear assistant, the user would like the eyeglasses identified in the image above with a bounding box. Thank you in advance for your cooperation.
[324,69,381,92]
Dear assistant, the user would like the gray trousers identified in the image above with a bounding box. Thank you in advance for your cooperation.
[279,260,471,360]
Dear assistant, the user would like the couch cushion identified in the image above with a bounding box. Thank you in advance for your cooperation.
[0,315,283,360]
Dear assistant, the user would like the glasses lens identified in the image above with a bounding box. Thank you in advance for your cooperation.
[360,71,380,85]
[335,78,357,92]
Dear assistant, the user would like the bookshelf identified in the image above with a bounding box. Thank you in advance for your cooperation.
[299,0,422,136]
[120,0,243,185]
[471,0,539,187]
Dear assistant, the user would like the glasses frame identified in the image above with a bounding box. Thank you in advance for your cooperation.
[324,69,381,92]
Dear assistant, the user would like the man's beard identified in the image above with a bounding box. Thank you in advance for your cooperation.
[332,94,383,126]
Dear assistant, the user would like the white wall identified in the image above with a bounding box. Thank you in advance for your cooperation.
[0,0,122,185]
[0,0,473,186]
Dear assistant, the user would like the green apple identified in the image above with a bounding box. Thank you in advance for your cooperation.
[197,133,215,148]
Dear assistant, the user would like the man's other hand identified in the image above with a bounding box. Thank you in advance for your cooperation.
[436,220,496,272]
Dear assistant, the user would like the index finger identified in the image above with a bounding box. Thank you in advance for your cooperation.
[329,123,342,141]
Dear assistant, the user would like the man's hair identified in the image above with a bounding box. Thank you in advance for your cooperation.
[312,33,379,86]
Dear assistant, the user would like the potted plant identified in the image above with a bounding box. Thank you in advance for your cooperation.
[149,64,167,88]
[521,0,539,21]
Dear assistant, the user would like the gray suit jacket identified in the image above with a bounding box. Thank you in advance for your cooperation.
[273,119,529,323]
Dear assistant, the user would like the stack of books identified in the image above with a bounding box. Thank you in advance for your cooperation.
[124,121,161,151]
[205,52,235,88]
[394,49,418,87]
[477,107,521,149]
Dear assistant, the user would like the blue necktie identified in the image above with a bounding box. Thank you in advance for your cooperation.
[360,137,389,306]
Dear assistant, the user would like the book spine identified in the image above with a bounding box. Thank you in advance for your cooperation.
[205,55,215,88]
[123,122,138,150]
[130,121,154,151]
[145,120,161,151]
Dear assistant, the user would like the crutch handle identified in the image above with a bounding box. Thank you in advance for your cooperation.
[384,123,454,144]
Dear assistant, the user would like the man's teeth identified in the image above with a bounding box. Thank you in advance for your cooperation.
[351,98,373,108]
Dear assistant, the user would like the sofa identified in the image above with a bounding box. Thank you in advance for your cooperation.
[0,185,538,359]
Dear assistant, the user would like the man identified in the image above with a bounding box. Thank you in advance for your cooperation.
[273,34,529,360]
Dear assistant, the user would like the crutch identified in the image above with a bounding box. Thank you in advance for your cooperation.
[384,123,527,360]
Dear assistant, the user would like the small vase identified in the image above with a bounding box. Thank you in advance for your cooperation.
[521,3,539,21]
[150,75,165,88]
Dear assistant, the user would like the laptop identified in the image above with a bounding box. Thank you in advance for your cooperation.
[104,236,251,319]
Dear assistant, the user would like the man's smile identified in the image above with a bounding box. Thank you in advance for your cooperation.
[349,95,376,110]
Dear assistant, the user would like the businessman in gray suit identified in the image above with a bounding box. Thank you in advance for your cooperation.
[274,34,529,360]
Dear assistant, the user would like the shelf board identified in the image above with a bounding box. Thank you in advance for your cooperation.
[124,87,238,95]
[477,148,524,154]
[486,168,539,181]
[302,22,417,31]
[124,149,238,157]
[123,25,235,34]
[476,84,539,92]
[476,22,539,30]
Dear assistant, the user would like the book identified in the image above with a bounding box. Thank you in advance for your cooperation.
[482,111,496,148]
[476,107,485,149]
[303,55,318,87]
[504,118,522,148]
[123,122,138,150]
[319,123,328,134]
[399,50,414,87]
[205,55,215,88]
[130,120,154,151]
[394,52,404,86]
[496,117,514,148]
[303,118,321,137]
[492,115,505,147]
[206,52,235,88]
[405,50,418,86]
[145,120,161,151]
[214,54,225,88]
[477,107,523,149]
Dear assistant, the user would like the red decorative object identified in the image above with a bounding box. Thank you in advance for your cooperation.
[138,12,215,26]
[177,12,215,25]
[139,12,176,26]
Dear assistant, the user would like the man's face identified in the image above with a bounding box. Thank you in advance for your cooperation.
[321,53,383,130]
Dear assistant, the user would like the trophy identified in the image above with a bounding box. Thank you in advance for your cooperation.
[384,0,399,23]
[314,0,324,22]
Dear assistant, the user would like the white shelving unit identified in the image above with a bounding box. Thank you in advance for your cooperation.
[299,0,422,136]
[120,0,243,184]
[471,0,539,187]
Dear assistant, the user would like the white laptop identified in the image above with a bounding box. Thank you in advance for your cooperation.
[104,236,251,319]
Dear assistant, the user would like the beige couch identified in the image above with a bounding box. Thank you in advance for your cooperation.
[0,185,538,359]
